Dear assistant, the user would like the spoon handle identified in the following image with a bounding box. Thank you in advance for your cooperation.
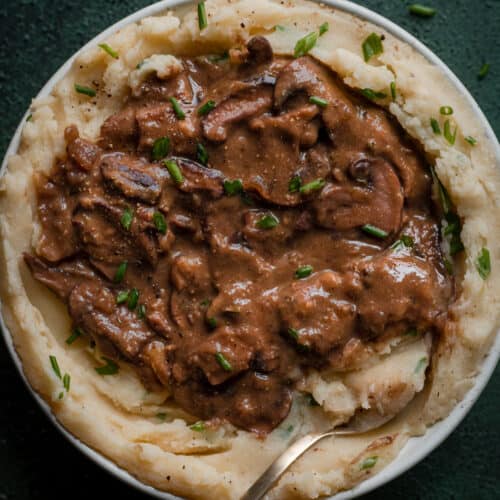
[241,431,336,500]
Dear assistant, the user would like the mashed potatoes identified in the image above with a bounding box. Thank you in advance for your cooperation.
[1,1,499,498]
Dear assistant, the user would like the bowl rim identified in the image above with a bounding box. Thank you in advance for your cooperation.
[1,1,499,499]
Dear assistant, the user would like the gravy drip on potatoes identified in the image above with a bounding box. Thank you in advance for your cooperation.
[25,38,453,433]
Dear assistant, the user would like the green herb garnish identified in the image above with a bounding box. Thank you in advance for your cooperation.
[224,179,243,196]
[95,357,119,375]
[74,84,96,97]
[360,456,378,470]
[215,352,232,372]
[169,97,186,120]
[440,106,453,116]
[361,88,387,100]
[197,2,208,30]
[197,142,209,165]
[256,213,279,229]
[151,136,170,161]
[274,25,286,32]
[190,421,206,432]
[49,355,62,379]
[289,176,302,193]
[391,234,414,250]
[116,290,129,305]
[98,43,119,59]
[120,207,134,231]
[294,31,318,58]
[465,136,477,146]
[153,211,167,234]
[319,23,329,36]
[415,356,428,373]
[66,327,82,345]
[430,118,441,135]
[156,412,167,421]
[361,224,388,239]
[127,288,139,310]
[197,100,216,116]
[362,33,384,62]
[390,81,397,101]
[164,159,184,184]
[408,4,437,17]
[137,304,146,319]
[287,328,299,341]
[299,178,325,195]
[62,373,71,392]
[114,261,128,283]
[443,119,457,145]
[475,247,491,280]
[294,265,313,279]
[478,63,490,80]
[309,95,328,108]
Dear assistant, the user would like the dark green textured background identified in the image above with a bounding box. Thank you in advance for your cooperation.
[0,1,499,498]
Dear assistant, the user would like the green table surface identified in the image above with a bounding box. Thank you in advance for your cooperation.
[0,1,499,498]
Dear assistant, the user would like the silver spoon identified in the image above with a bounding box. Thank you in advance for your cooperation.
[241,410,397,500]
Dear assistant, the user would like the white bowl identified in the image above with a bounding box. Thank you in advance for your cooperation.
[1,1,499,498]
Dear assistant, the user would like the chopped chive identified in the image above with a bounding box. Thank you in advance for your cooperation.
[164,159,184,184]
[200,298,211,307]
[444,258,453,274]
[294,265,313,279]
[319,22,329,36]
[136,60,145,70]
[197,100,216,116]
[190,421,206,432]
[62,373,71,392]
[151,136,170,161]
[309,95,328,108]
[116,290,129,305]
[66,327,82,345]
[120,207,134,231]
[215,352,232,372]
[114,261,128,283]
[207,52,229,63]
[256,213,279,229]
[223,179,243,196]
[361,224,388,239]
[408,4,437,17]
[361,88,387,100]
[197,142,209,165]
[440,106,453,116]
[362,33,384,62]
[74,84,96,97]
[405,327,418,337]
[98,43,119,59]
[26,114,33,122]
[153,211,167,234]
[299,178,325,194]
[274,24,286,32]
[127,288,139,310]
[49,355,62,379]
[197,2,208,30]
[465,136,477,146]
[156,412,167,421]
[287,328,299,341]
[476,247,491,280]
[289,175,302,193]
[415,356,428,373]
[478,63,490,79]
[169,97,186,120]
[137,304,146,319]
[443,119,457,145]
[58,391,64,400]
[360,456,378,470]
[430,167,451,214]
[390,81,396,101]
[391,234,414,250]
[430,118,441,135]
[206,316,217,329]
[95,357,119,375]
[294,31,318,58]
